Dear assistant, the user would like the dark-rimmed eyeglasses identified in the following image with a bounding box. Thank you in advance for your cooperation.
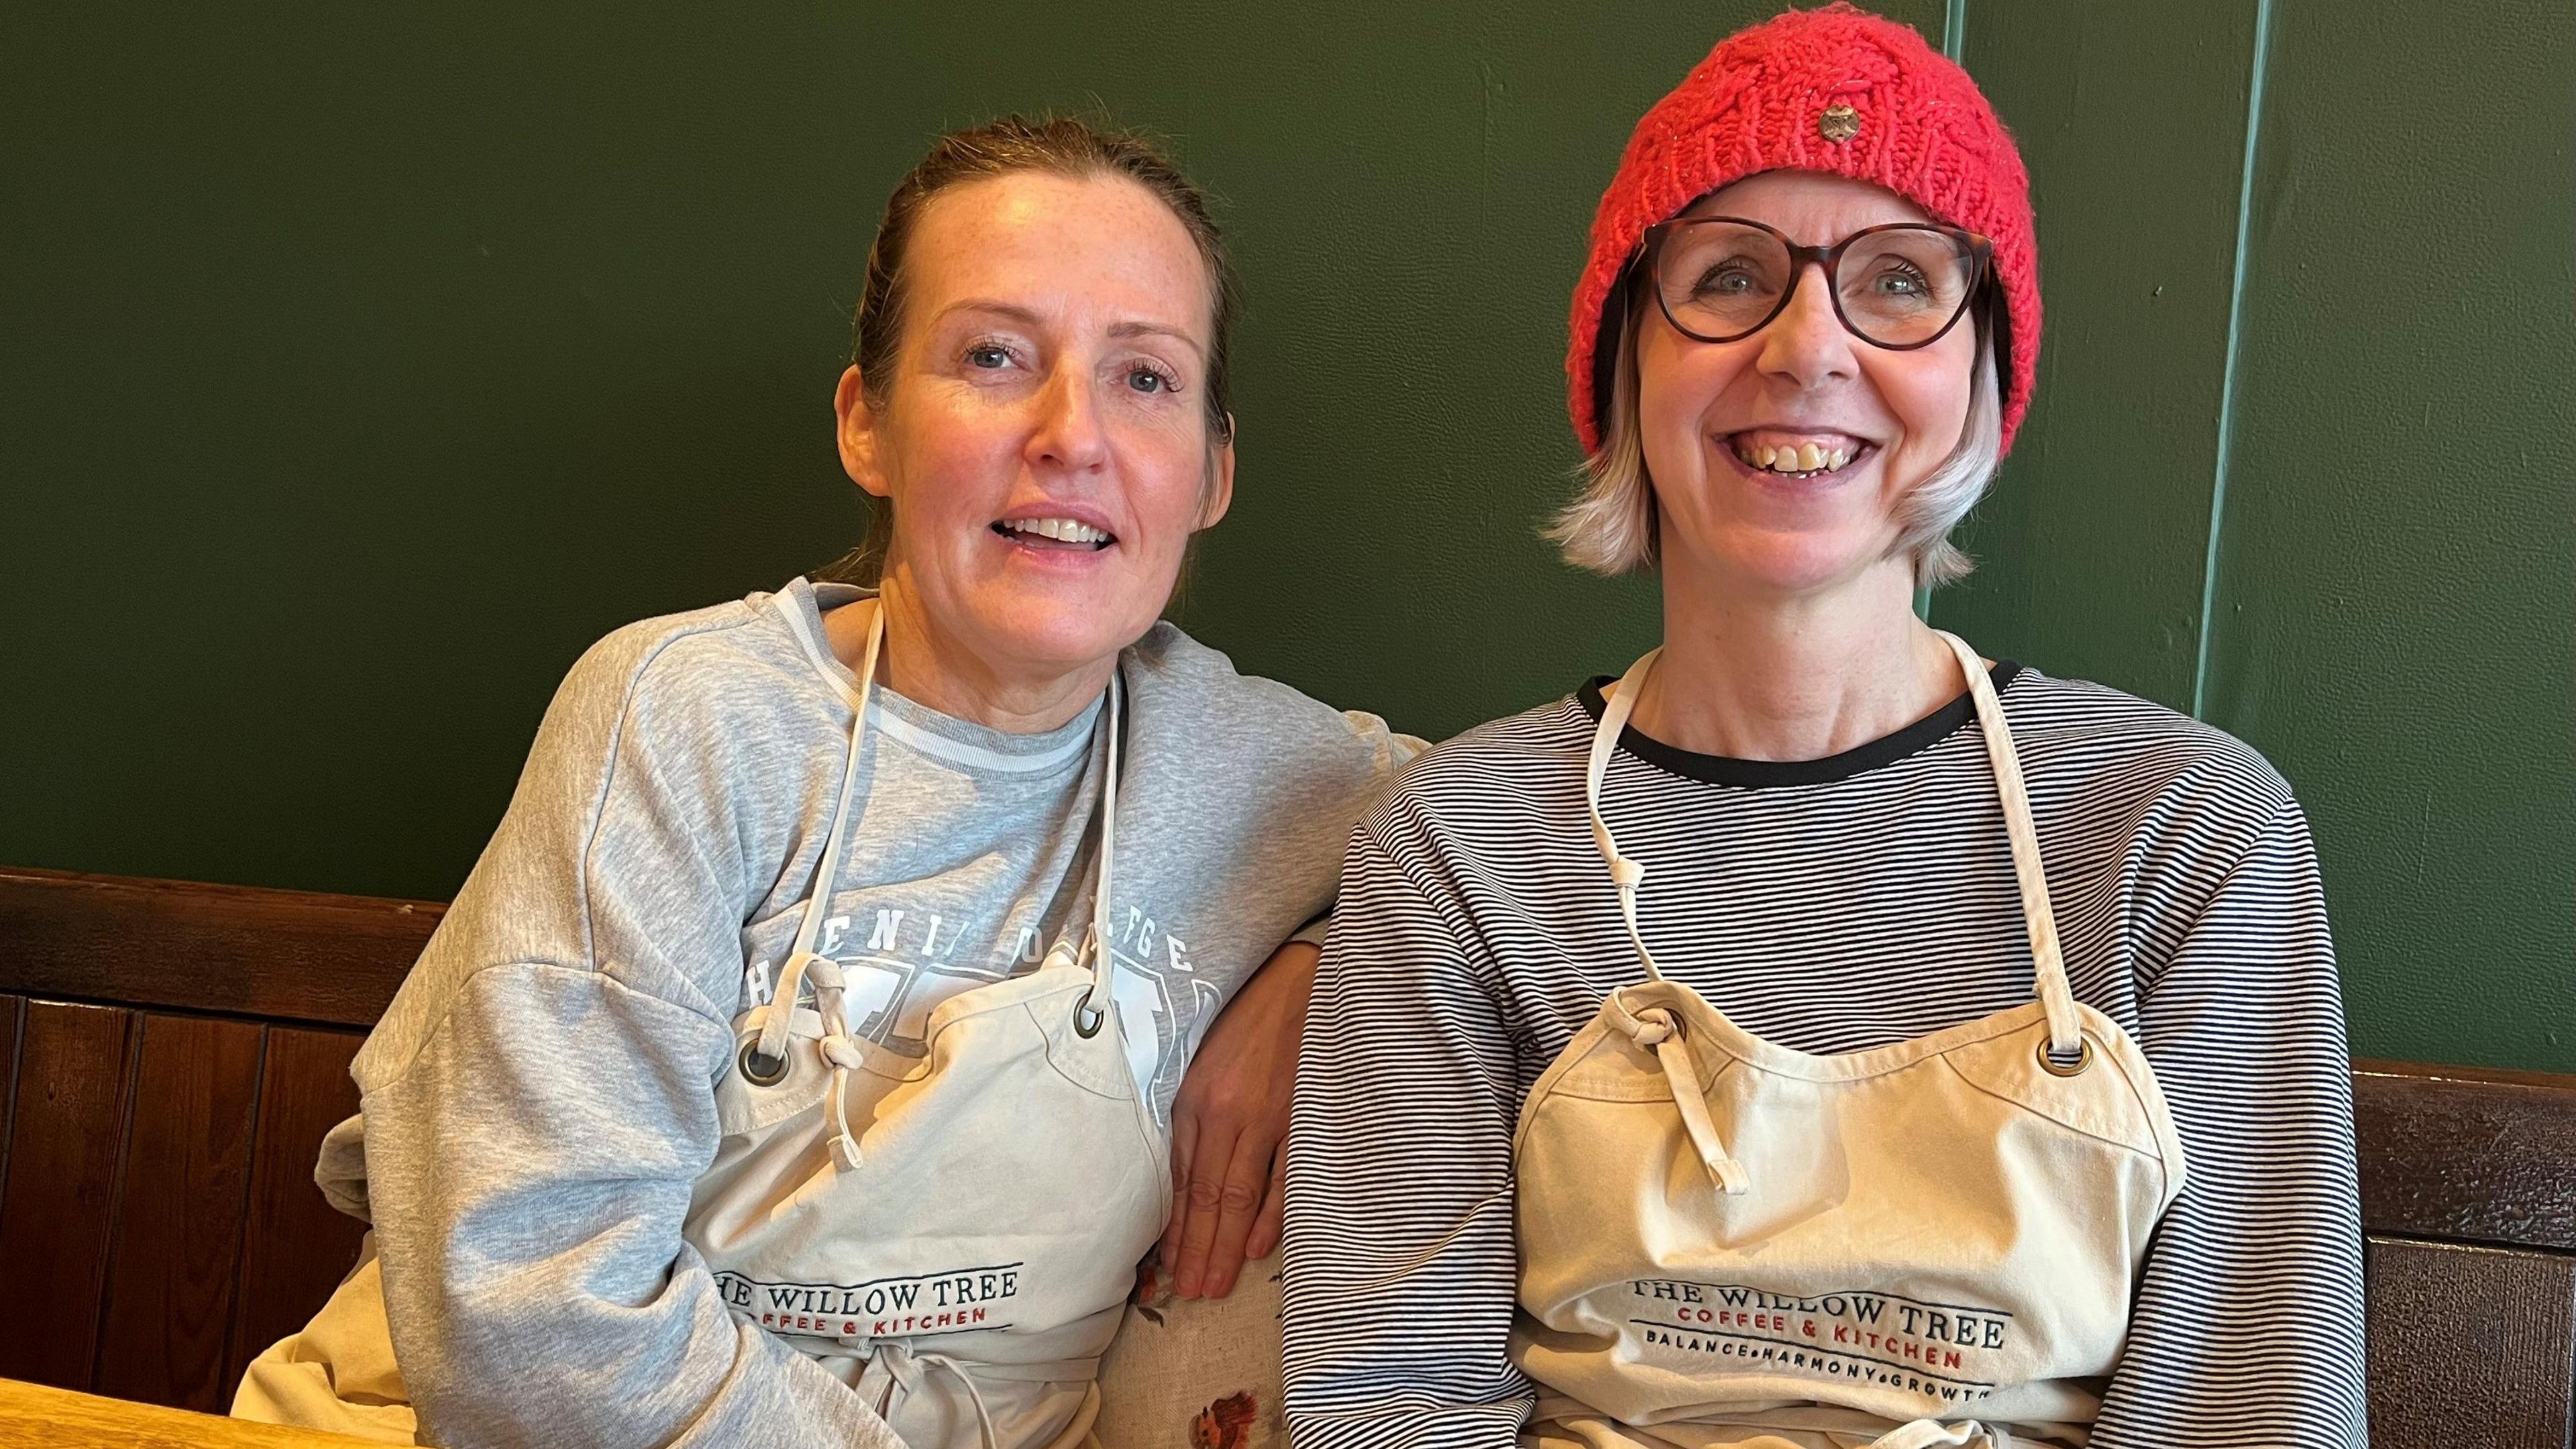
[1642,217,1993,351]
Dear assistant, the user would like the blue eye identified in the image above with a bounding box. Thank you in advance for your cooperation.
[1127,366,1173,394]
[1697,266,1757,297]
[966,344,1011,370]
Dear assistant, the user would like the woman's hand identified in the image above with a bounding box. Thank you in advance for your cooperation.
[1159,938,1319,1299]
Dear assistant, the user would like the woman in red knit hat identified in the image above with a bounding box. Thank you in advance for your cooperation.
[1283,7,2365,1448]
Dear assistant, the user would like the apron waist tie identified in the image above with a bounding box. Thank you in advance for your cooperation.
[1609,996,1748,1196]
[853,1342,1105,1449]
[1870,1418,2017,1449]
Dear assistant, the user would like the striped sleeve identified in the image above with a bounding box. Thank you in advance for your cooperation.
[1283,798,1532,1449]
[2092,798,2369,1447]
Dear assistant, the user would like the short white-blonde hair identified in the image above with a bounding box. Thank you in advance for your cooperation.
[1547,288,2003,588]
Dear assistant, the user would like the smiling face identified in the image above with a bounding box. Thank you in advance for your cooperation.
[1635,170,1977,601]
[836,168,1232,682]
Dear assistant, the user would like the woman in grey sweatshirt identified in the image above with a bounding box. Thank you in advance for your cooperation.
[233,116,1413,1449]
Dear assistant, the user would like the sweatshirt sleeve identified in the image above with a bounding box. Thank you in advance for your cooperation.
[347,625,902,1449]
[1282,796,1532,1449]
[1283,718,1430,953]
[2089,798,2369,1448]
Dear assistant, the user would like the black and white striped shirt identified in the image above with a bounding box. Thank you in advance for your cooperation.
[1283,665,2366,1448]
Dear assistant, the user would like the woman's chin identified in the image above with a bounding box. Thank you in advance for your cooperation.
[963,589,1161,676]
[1675,530,1894,598]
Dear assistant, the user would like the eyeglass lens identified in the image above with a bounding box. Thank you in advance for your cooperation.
[1656,223,1977,347]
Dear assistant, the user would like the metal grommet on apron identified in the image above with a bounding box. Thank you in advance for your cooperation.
[1509,631,2192,1449]
[2035,1036,2094,1078]
[738,1038,792,1087]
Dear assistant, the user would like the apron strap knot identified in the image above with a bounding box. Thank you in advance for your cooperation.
[755,950,835,1063]
[1610,997,1750,1197]
[818,1034,865,1171]
[1605,991,1672,1046]
[817,1033,865,1071]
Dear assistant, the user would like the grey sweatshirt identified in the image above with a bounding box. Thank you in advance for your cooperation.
[316,579,1415,1449]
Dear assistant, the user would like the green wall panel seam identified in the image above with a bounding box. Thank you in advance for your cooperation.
[2191,0,2275,722]
[1919,0,1964,627]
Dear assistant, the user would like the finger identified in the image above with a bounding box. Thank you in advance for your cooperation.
[1173,1125,1248,1297]
[1160,1112,1201,1267]
[1195,1131,1275,1299]
[1242,1140,1288,1266]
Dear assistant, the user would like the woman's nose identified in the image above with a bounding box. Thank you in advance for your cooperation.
[1027,364,1110,474]
[1755,262,1860,388]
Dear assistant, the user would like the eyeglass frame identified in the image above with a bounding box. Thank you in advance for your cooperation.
[1638,216,1996,352]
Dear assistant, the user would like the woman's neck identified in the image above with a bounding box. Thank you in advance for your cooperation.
[1631,559,1964,763]
[823,572,1114,735]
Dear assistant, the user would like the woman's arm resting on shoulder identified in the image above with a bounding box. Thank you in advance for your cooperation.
[1162,938,1318,1299]
[1281,806,1531,1448]
[1158,709,1428,1299]
[2089,798,2368,1449]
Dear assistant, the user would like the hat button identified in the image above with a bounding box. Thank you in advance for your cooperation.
[1819,103,1861,143]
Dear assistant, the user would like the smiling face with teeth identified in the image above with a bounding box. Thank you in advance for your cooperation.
[833,170,1232,713]
[1634,170,1978,604]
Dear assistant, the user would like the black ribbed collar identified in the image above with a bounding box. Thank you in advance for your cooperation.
[1574,661,2027,788]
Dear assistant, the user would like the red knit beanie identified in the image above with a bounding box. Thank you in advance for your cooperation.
[1568,3,2040,455]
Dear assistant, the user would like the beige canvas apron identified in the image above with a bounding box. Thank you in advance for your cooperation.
[238,600,1168,1449]
[1512,633,2187,1449]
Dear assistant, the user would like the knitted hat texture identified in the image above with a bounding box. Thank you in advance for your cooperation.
[1568,3,2041,455]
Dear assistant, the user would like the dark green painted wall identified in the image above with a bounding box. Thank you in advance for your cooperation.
[3,3,2567,1069]
[1941,0,2575,1071]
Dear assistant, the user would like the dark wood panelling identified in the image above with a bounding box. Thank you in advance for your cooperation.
[0,1000,138,1391]
[225,1026,368,1390]
[2366,1236,2576,1449]
[0,867,437,1030]
[91,1013,266,1413]
[2357,1058,2576,1252]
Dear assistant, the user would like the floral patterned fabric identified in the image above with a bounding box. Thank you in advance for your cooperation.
[1093,1251,1285,1448]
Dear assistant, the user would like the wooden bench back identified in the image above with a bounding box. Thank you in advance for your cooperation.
[0,868,433,1413]
[3,866,2572,1443]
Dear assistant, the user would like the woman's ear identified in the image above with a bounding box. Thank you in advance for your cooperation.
[1197,415,1237,530]
[835,366,891,498]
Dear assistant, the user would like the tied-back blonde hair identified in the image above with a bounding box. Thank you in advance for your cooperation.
[1546,280,2003,588]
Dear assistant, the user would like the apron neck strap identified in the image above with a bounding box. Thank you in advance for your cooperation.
[1585,648,1668,983]
[777,595,1124,1020]
[1074,670,1123,1034]
[788,598,888,965]
[1932,631,2080,1053]
[1584,633,2080,1055]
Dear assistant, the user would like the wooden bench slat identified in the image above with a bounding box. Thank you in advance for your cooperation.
[94,1015,266,1413]
[2355,1057,2576,1252]
[0,869,440,1032]
[224,1028,366,1393]
[2366,1235,2576,1449]
[0,1001,139,1393]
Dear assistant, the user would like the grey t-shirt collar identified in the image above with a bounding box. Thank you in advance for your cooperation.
[769,577,1103,777]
